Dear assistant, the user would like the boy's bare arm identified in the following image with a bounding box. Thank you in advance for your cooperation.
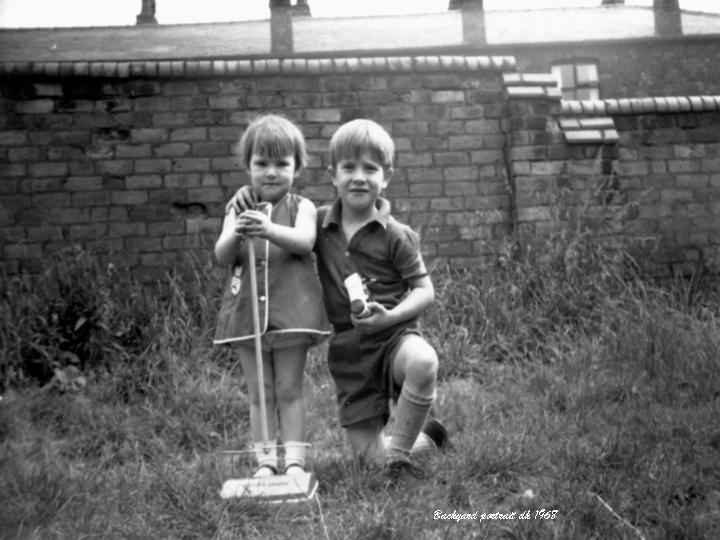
[351,275,434,334]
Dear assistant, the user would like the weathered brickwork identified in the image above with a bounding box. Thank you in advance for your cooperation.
[0,57,514,277]
[1,56,720,279]
[506,89,720,277]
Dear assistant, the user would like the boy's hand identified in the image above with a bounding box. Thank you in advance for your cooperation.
[226,185,259,215]
[236,209,274,238]
[351,302,394,334]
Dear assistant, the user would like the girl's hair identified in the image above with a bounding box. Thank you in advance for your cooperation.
[236,115,309,170]
[329,119,395,169]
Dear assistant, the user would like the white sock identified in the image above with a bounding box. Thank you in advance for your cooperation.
[254,439,278,476]
[284,440,307,473]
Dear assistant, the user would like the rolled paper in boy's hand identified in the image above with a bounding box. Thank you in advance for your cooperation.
[344,273,372,318]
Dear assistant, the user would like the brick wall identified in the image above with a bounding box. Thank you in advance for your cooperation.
[1,56,719,279]
[505,87,720,277]
[0,56,515,278]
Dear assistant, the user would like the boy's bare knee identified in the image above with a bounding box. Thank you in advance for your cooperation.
[406,354,438,387]
[399,337,438,388]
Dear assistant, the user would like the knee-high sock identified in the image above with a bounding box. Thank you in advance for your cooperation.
[254,439,278,471]
[284,441,307,470]
[387,387,434,462]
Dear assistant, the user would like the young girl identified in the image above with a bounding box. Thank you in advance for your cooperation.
[214,115,329,477]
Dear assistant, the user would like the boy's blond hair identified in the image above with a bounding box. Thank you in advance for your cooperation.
[236,114,309,171]
[329,119,395,169]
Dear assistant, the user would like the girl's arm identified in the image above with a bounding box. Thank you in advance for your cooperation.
[214,208,245,266]
[239,198,317,255]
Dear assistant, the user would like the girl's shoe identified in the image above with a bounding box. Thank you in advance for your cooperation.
[252,464,277,478]
[285,464,306,476]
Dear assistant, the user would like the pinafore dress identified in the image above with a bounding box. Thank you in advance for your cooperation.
[213,193,330,346]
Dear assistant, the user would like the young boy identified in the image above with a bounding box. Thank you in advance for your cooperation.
[230,119,447,480]
[315,119,446,479]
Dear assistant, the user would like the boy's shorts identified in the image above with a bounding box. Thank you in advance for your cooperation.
[327,322,421,427]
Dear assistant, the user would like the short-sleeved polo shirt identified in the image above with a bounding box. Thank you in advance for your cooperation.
[314,197,428,330]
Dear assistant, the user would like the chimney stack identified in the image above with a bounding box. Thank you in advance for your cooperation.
[294,0,311,17]
[136,0,157,25]
[270,0,294,54]
[449,0,483,10]
[653,0,682,37]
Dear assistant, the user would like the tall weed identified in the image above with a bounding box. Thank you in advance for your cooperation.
[425,229,641,376]
[0,246,221,389]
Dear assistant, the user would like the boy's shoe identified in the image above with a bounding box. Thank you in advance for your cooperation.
[384,458,427,484]
[422,418,449,451]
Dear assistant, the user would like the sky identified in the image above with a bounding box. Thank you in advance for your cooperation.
[0,0,719,28]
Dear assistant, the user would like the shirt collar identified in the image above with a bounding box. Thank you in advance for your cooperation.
[323,197,391,229]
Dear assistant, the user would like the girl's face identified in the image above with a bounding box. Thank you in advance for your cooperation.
[248,152,298,203]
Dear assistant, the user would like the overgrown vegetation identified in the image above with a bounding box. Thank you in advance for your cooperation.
[1,235,719,539]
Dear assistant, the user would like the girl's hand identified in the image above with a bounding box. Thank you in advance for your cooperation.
[351,302,394,334]
[237,209,274,238]
[226,186,259,215]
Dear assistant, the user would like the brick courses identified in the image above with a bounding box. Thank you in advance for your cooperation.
[1,55,720,278]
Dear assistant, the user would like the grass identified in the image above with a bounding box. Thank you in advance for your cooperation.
[1,236,719,539]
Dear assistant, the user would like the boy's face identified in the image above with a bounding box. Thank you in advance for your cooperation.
[330,153,391,213]
[249,152,298,203]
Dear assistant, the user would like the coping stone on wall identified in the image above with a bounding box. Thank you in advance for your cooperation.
[502,72,561,101]
[0,55,517,78]
[559,95,720,144]
[561,96,720,116]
